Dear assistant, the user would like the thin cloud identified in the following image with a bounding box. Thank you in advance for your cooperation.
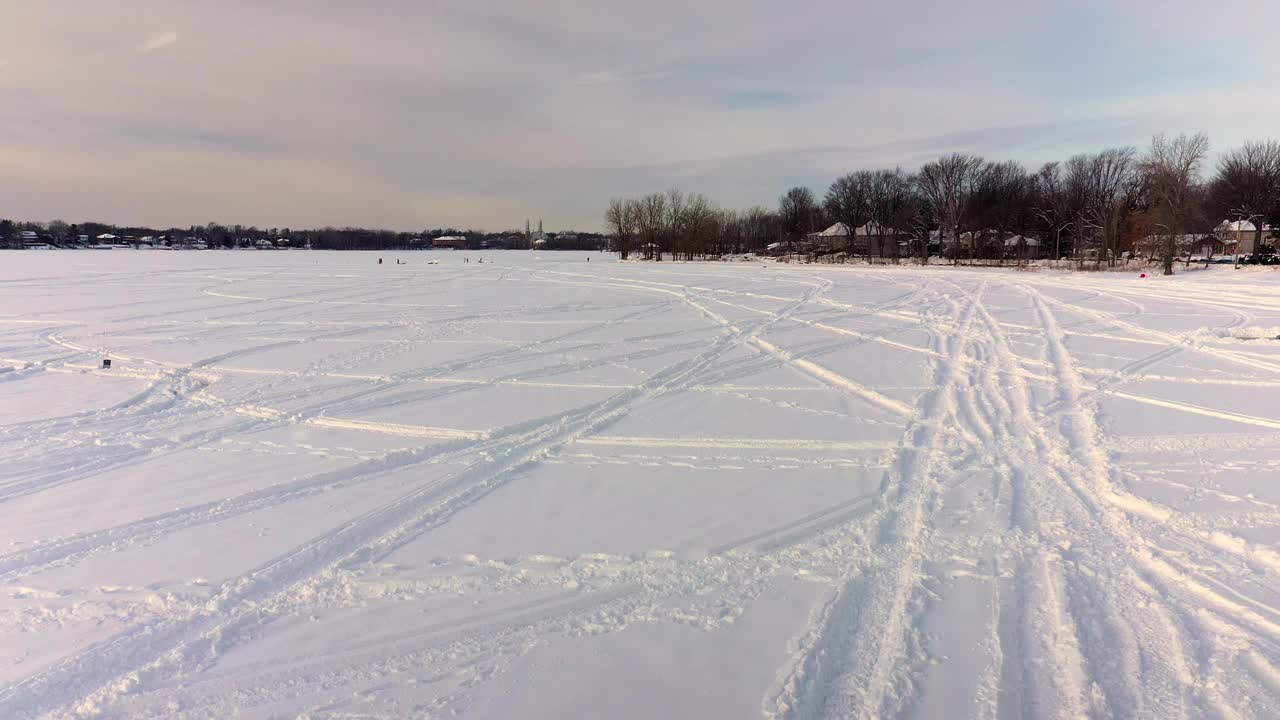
[575,71,618,86]
[139,32,179,53]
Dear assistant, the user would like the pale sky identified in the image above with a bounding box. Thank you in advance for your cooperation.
[2,1,1278,231]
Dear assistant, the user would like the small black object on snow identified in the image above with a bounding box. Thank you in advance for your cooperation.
[102,358,112,369]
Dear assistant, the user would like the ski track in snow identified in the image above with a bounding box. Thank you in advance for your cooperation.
[1,252,1279,719]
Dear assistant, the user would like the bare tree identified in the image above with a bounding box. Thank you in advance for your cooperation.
[662,188,688,261]
[779,186,818,256]
[1031,162,1072,261]
[1062,154,1099,265]
[970,160,1030,264]
[869,168,916,264]
[605,198,638,259]
[682,192,716,260]
[1142,132,1210,275]
[902,194,937,264]
[1087,147,1138,265]
[916,153,984,263]
[742,206,778,254]
[714,209,739,256]
[824,172,874,260]
[636,192,667,260]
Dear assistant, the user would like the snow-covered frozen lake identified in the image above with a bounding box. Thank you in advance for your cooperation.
[2,250,1280,718]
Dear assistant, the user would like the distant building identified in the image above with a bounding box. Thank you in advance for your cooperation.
[255,239,274,249]
[1002,235,1043,259]
[19,230,51,249]
[1135,232,1210,259]
[806,222,852,247]
[1215,219,1274,255]
[433,235,466,249]
[806,222,914,256]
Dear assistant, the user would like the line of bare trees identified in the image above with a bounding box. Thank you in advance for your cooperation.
[605,133,1280,274]
[0,218,615,252]
[606,189,783,261]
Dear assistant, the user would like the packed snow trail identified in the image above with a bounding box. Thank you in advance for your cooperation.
[1,252,1279,718]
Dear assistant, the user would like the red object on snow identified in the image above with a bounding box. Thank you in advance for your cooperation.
[1140,273,1147,278]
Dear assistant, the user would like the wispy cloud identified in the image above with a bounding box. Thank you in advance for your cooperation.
[574,71,618,86]
[723,92,810,110]
[139,31,179,53]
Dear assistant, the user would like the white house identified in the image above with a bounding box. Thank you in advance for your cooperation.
[255,239,274,249]
[806,222,852,246]
[1003,235,1043,259]
[1214,219,1274,254]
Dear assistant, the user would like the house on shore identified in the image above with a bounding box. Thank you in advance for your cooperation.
[1215,219,1274,255]
[1002,235,1043,259]
[806,223,852,252]
[19,230,53,249]
[1134,232,1213,259]
[806,222,909,257]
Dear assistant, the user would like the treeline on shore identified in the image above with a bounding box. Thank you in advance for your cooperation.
[605,133,1280,274]
[0,220,608,252]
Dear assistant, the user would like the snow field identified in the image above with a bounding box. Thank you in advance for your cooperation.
[1,251,1279,718]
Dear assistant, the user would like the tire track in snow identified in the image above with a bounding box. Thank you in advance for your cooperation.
[1024,283,1280,717]
[967,296,1119,718]
[8,262,1277,716]
[1036,285,1280,376]
[766,279,984,720]
[0,266,832,718]
[0,291,719,582]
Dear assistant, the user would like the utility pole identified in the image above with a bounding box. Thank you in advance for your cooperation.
[1055,221,1072,268]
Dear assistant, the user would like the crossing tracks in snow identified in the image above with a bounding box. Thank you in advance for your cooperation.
[0,252,1279,718]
